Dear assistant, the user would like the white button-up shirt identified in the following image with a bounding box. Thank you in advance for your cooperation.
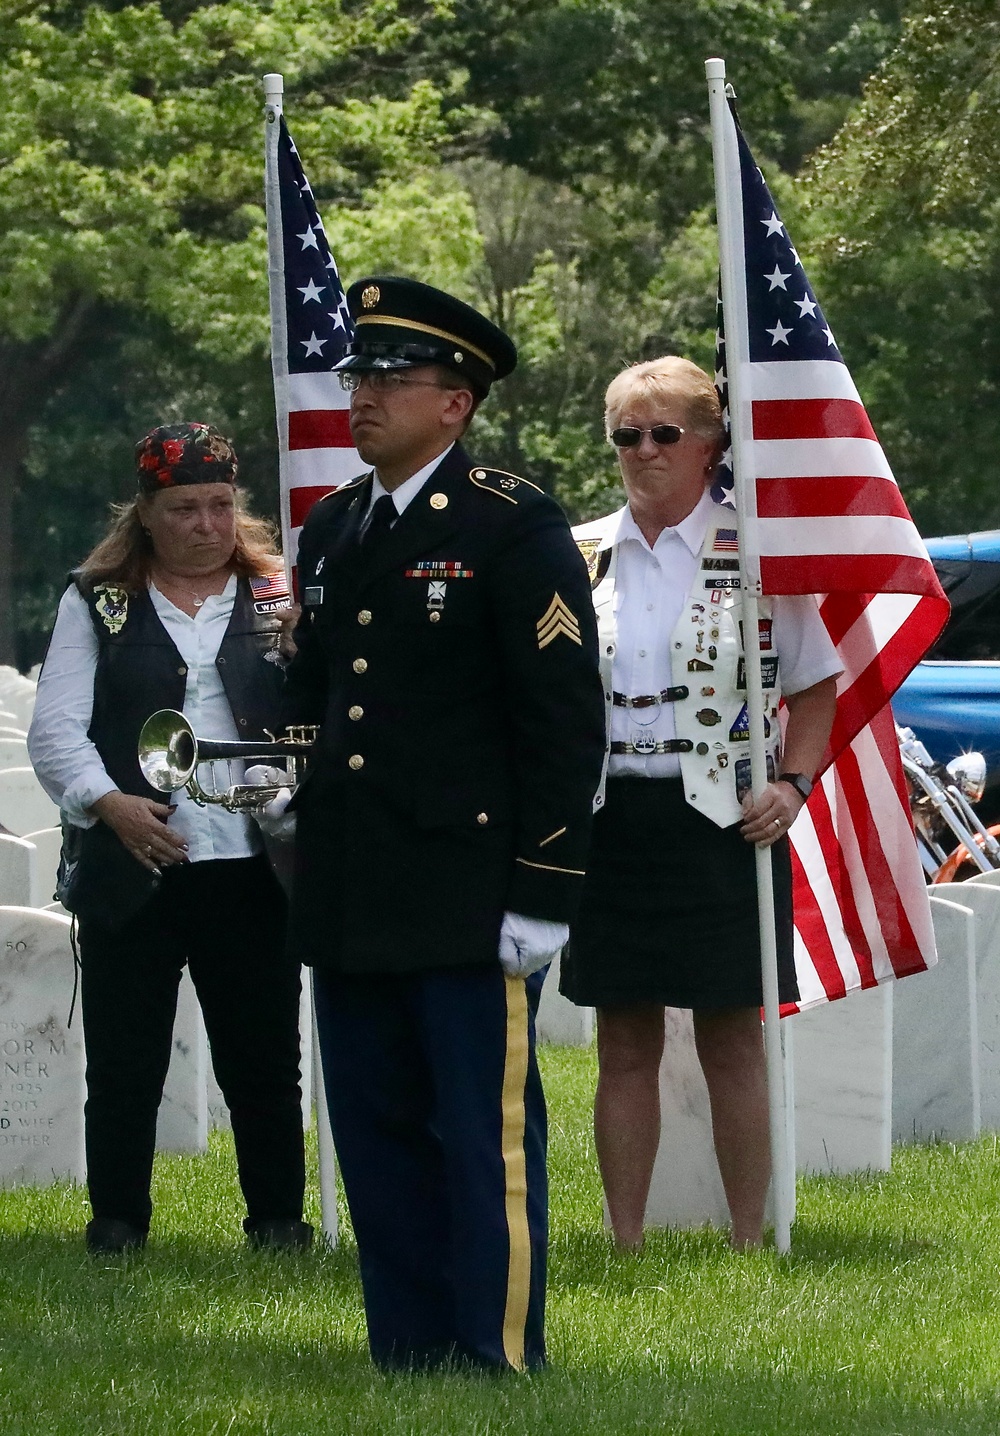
[606,489,842,779]
[28,577,261,861]
[362,443,456,528]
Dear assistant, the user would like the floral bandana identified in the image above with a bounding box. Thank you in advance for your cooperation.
[135,422,238,494]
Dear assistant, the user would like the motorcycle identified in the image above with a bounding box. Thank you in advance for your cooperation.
[897,724,1000,883]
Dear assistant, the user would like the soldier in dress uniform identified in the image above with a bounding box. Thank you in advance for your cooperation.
[279,277,606,1370]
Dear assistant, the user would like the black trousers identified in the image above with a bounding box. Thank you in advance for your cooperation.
[313,965,548,1372]
[77,854,305,1233]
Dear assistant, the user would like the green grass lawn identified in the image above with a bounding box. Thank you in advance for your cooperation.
[2,1045,999,1434]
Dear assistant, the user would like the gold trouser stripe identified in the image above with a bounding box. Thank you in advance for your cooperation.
[500,974,531,1373]
[354,313,495,369]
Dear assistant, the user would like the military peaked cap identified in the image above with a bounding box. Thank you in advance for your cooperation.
[335,276,517,397]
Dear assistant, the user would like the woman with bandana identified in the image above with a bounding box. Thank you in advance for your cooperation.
[28,423,311,1256]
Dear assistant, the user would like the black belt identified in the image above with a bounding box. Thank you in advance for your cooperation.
[610,739,693,756]
[611,686,688,709]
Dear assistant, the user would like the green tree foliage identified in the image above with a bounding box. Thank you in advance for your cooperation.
[7,0,996,667]
[0,0,466,663]
[804,0,1000,534]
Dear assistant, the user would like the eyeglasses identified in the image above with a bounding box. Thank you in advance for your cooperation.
[610,424,685,448]
[338,372,449,394]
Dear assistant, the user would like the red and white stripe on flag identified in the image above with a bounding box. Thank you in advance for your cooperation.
[284,372,360,563]
[716,100,950,1010]
[266,113,362,590]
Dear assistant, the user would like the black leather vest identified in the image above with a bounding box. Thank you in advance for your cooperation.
[67,576,287,927]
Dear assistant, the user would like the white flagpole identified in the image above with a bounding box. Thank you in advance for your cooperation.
[705,56,793,1254]
[263,72,339,1248]
[263,73,294,570]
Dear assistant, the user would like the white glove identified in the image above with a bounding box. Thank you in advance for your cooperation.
[244,765,296,841]
[498,911,568,979]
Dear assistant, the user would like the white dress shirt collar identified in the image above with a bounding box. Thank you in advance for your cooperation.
[617,484,716,558]
[368,442,457,519]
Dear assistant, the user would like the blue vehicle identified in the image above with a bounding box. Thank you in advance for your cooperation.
[893,529,1000,822]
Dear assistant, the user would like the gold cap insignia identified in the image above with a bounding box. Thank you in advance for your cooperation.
[361,284,381,310]
[537,592,582,650]
[429,492,449,510]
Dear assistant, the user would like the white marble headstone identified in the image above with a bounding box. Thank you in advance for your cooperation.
[967,869,1000,889]
[0,768,59,838]
[939,882,1000,1130]
[155,968,208,1154]
[793,981,892,1174]
[0,906,85,1186]
[893,896,979,1144]
[0,693,35,732]
[536,952,594,1046]
[644,1007,730,1228]
[644,1009,792,1231]
[0,738,28,769]
[0,835,34,907]
[22,827,62,909]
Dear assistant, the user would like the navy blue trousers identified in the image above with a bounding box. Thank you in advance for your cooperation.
[313,964,547,1371]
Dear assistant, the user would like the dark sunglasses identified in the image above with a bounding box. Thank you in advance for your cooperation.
[610,424,684,448]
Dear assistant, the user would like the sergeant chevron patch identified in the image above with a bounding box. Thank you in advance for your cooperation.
[536,593,581,649]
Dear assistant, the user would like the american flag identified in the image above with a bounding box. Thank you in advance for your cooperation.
[714,99,950,1011]
[265,113,361,581]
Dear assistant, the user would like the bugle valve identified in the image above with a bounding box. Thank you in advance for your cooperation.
[138,709,317,812]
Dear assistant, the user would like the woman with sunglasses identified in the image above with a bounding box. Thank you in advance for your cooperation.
[560,356,841,1250]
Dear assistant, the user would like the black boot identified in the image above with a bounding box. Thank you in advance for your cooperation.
[85,1218,148,1255]
[244,1218,314,1251]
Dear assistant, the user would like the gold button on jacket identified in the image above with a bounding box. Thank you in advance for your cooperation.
[278,447,607,975]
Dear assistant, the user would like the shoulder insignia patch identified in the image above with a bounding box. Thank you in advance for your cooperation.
[537,592,582,650]
[250,570,292,614]
[93,584,128,635]
[576,539,612,588]
[469,466,543,503]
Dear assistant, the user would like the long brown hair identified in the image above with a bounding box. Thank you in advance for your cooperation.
[76,492,282,594]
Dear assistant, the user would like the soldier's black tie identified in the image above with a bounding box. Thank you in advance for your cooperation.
[359,493,397,556]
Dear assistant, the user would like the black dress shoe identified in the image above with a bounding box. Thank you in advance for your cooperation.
[85,1218,147,1255]
[243,1218,314,1251]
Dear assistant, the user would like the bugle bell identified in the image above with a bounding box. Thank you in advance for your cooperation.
[138,709,317,812]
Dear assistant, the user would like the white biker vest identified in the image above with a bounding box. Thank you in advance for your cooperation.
[576,511,782,828]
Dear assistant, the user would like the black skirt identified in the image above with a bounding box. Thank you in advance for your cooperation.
[560,777,798,1010]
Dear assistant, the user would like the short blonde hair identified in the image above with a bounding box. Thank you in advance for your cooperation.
[604,356,724,447]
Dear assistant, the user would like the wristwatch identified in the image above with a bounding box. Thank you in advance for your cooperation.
[778,772,813,801]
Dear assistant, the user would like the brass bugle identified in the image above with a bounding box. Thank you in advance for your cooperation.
[138,708,317,812]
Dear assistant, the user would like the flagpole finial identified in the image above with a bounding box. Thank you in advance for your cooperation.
[705,57,726,81]
[263,72,284,121]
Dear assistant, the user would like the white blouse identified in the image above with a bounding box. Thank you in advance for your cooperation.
[606,490,843,779]
[27,577,261,861]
